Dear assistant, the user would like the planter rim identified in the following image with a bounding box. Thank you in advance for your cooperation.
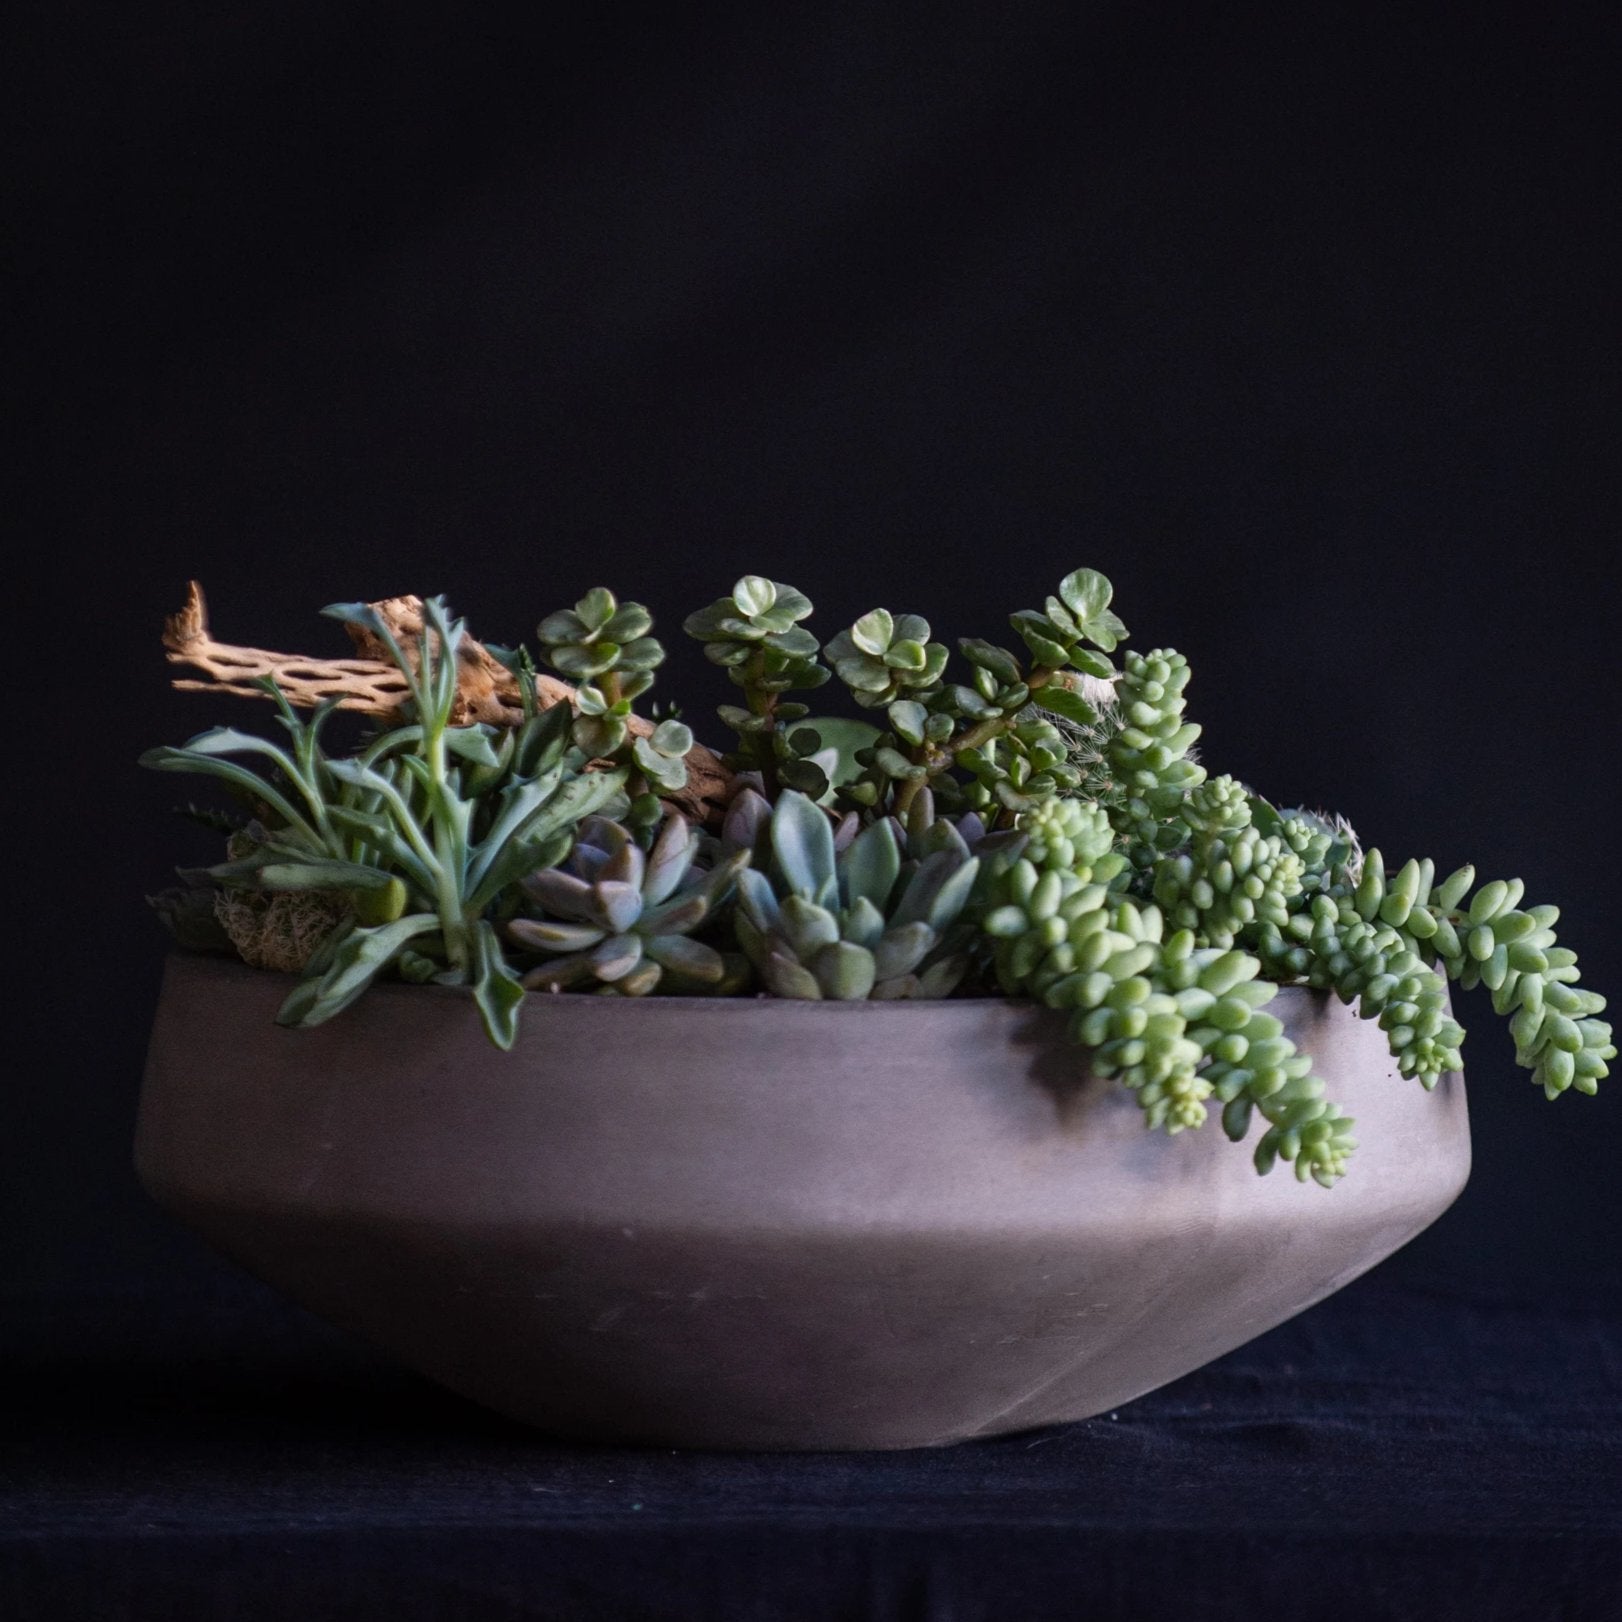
[165,948,1337,1018]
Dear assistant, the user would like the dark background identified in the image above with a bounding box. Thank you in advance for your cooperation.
[11,1,1619,1316]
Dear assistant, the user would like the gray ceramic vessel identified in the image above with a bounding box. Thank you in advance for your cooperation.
[137,951,1470,1450]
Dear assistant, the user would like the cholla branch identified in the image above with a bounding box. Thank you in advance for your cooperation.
[161,582,735,822]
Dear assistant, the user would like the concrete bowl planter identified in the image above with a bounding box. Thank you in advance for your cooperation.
[137,950,1470,1451]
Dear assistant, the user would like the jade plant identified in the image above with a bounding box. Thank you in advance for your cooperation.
[145,569,1611,1187]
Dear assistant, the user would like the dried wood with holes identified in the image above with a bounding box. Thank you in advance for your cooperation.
[161,582,735,823]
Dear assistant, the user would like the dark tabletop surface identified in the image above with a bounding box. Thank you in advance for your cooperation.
[3,1270,1619,1622]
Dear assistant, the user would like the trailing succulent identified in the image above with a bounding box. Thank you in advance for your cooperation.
[146,567,1610,1186]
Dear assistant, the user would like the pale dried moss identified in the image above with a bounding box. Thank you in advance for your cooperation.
[214,888,350,973]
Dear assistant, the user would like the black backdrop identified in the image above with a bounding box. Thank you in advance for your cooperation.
[11,2,1619,1312]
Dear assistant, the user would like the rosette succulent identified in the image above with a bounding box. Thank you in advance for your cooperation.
[729,789,979,999]
[509,812,746,995]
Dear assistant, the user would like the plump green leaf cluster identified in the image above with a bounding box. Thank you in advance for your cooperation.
[536,588,687,804]
[1339,857,1611,1099]
[1157,936,1357,1186]
[684,577,831,798]
[1253,884,1464,1087]
[1150,778,1306,947]
[144,565,1608,1191]
[969,803,1342,1180]
[1102,649,1205,866]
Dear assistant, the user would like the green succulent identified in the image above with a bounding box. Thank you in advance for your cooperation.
[684,576,819,668]
[537,587,665,685]
[142,598,624,1046]
[975,800,1128,994]
[535,588,684,807]
[1333,854,1611,1098]
[1148,778,1306,949]
[1051,902,1214,1137]
[732,789,979,999]
[824,609,950,708]
[1104,648,1205,864]
[144,563,1609,1193]
[954,713,1085,817]
[685,577,830,798]
[1008,567,1128,671]
[510,812,747,995]
[949,637,1033,725]
[1271,806,1357,896]
[1155,934,1357,1186]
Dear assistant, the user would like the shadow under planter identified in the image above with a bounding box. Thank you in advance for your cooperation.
[136,952,1470,1451]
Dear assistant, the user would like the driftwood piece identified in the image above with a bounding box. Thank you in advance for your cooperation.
[162,582,735,823]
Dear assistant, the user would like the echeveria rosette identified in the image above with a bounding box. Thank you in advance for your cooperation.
[509,812,747,996]
[731,789,979,1000]
[892,783,991,865]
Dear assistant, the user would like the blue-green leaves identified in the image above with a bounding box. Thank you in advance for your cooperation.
[275,914,441,1029]
[769,787,837,908]
[840,819,901,914]
[509,813,746,996]
[731,791,979,1000]
[143,598,628,1048]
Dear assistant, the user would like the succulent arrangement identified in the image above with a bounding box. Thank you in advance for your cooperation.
[145,570,1611,1189]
